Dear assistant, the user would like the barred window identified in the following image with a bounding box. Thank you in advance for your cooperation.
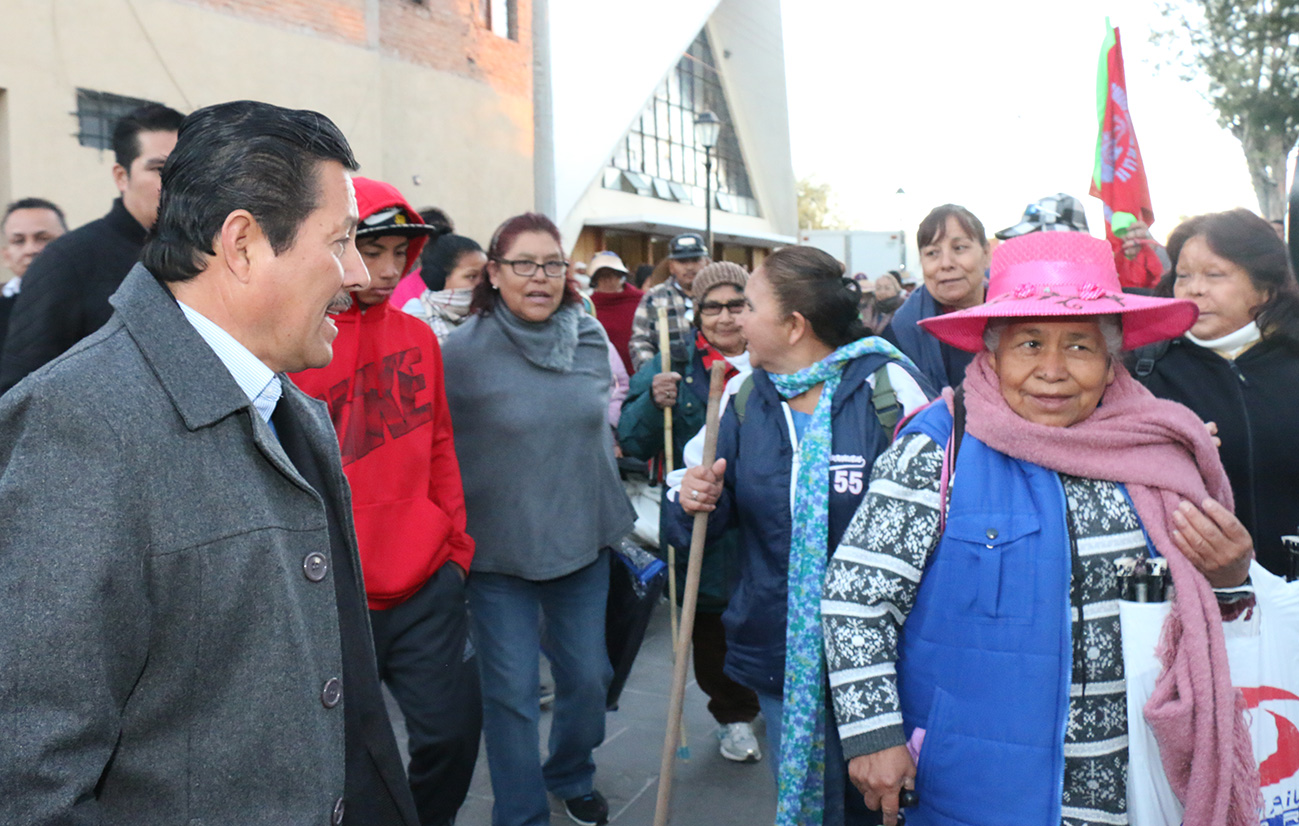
[75,89,163,151]
[480,0,516,40]
[607,30,759,217]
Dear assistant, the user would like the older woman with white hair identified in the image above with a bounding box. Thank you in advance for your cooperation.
[821,232,1260,826]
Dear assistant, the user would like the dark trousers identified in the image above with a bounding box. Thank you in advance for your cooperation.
[370,563,482,826]
[692,611,759,725]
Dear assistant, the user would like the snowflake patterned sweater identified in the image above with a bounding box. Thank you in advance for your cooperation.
[822,418,1249,826]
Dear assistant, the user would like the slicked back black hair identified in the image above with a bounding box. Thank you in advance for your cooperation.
[112,103,184,170]
[141,100,358,283]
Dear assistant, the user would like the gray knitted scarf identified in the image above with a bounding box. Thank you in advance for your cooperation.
[490,299,583,372]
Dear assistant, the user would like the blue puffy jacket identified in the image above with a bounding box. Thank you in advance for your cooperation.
[898,402,1073,825]
[665,352,932,696]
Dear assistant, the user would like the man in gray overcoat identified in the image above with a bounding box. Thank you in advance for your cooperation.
[0,101,419,826]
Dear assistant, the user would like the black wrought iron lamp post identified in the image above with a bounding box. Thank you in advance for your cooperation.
[693,111,721,256]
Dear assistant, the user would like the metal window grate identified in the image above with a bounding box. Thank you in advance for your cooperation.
[482,0,516,40]
[608,30,760,217]
[74,89,161,151]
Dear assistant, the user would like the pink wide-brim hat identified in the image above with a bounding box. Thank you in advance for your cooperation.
[918,231,1198,353]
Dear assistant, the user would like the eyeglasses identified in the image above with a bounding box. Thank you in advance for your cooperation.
[697,299,747,317]
[494,258,568,278]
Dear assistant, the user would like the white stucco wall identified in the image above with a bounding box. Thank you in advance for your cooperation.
[542,0,718,232]
[0,0,533,247]
[544,0,796,247]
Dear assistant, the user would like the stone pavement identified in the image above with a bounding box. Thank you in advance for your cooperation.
[387,599,776,825]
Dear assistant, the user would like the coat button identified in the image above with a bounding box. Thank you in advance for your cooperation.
[321,678,342,708]
[332,797,345,824]
[985,528,999,540]
[685,376,693,383]
[303,552,329,582]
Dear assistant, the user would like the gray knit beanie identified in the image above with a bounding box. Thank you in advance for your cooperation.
[692,261,749,303]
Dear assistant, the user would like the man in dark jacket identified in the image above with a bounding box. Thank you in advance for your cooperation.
[0,198,67,364]
[0,103,182,393]
[0,100,418,826]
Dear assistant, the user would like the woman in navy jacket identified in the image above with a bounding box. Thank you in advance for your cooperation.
[883,204,989,391]
[671,246,932,826]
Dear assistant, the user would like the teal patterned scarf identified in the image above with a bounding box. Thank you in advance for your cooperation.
[767,336,914,826]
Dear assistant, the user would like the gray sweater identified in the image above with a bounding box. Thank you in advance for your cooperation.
[442,304,635,579]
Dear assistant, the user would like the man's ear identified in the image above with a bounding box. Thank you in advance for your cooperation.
[111,164,129,195]
[215,210,260,284]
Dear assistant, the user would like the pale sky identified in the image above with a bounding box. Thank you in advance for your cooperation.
[780,0,1294,246]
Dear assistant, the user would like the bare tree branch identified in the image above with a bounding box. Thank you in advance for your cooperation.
[1155,0,1299,217]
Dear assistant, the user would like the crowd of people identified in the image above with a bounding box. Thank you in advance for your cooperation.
[0,98,1297,826]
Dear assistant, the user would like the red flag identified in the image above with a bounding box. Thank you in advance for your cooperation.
[1090,20,1163,290]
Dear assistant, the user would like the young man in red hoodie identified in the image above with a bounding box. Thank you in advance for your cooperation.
[291,177,478,826]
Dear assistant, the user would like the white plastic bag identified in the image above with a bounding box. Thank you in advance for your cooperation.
[1121,562,1299,826]
[1121,598,1183,826]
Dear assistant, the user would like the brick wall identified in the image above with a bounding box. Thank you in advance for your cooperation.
[182,0,369,46]
[380,0,531,98]
[181,0,532,97]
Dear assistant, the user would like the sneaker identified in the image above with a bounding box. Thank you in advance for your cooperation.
[718,721,762,763]
[563,791,609,826]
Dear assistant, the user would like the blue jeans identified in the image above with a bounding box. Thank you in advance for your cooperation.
[757,691,879,826]
[468,553,612,826]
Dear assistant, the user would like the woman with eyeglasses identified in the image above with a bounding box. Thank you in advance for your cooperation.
[617,261,764,762]
[441,212,635,826]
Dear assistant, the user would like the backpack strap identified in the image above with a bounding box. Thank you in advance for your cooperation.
[732,374,755,425]
[937,384,966,534]
[1132,339,1171,378]
[870,364,902,438]
[738,362,903,438]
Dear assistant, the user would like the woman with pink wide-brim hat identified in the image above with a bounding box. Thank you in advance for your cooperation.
[822,231,1261,826]
[917,228,1197,353]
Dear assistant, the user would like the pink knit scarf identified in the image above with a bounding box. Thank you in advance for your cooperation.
[952,351,1260,826]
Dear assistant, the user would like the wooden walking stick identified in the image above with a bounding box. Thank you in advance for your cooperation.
[656,307,679,640]
[656,305,689,758]
[652,360,728,826]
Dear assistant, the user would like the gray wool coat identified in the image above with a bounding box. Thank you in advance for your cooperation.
[0,266,412,825]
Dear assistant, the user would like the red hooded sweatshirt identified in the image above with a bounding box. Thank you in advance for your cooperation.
[290,178,473,609]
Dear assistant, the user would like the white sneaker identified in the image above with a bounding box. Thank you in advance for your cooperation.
[717,721,761,763]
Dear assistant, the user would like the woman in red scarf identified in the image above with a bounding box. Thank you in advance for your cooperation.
[821,231,1260,826]
[618,261,761,763]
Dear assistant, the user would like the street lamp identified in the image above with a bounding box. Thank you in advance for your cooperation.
[694,111,721,255]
